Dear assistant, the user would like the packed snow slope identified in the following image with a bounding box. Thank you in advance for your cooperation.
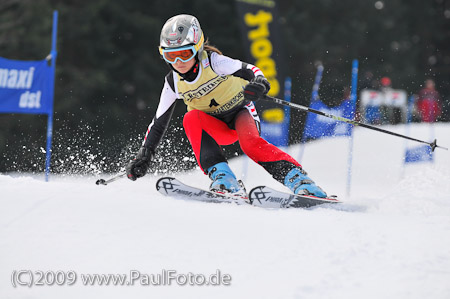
[1,123,450,299]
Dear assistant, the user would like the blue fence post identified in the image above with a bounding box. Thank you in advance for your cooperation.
[298,64,324,162]
[45,10,58,182]
[311,64,324,103]
[283,77,291,147]
[346,59,359,196]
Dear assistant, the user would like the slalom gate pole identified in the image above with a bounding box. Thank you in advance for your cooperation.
[96,172,127,185]
[44,10,59,182]
[346,59,359,196]
[263,95,448,152]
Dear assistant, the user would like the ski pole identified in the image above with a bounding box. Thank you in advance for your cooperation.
[95,172,127,185]
[263,95,448,152]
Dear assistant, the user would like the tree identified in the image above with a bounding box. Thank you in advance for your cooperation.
[0,0,448,173]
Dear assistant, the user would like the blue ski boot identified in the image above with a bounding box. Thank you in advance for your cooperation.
[207,162,243,194]
[284,166,327,198]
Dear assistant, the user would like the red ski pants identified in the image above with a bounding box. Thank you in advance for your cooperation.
[183,108,300,175]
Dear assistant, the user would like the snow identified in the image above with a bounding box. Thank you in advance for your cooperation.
[1,123,450,299]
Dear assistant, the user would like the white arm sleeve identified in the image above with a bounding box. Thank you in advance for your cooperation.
[209,52,264,77]
[155,79,177,118]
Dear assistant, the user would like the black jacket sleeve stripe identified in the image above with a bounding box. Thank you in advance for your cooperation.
[142,101,177,151]
[232,62,256,81]
[165,71,175,92]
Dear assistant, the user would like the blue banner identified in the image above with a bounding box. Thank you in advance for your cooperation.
[404,95,433,164]
[260,106,289,146]
[303,98,355,140]
[0,57,53,115]
[405,145,433,163]
[260,77,291,147]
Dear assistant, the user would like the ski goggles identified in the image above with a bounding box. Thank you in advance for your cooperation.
[160,45,197,64]
[159,34,204,64]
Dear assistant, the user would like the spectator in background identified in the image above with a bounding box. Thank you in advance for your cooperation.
[379,76,407,124]
[417,79,441,122]
[379,76,392,124]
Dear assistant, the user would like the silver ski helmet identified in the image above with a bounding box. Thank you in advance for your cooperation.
[159,14,204,63]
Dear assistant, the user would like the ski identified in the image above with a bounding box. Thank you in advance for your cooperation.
[156,177,340,209]
[156,177,249,205]
[249,186,341,208]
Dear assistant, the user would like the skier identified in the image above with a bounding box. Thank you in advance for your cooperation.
[126,14,327,198]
